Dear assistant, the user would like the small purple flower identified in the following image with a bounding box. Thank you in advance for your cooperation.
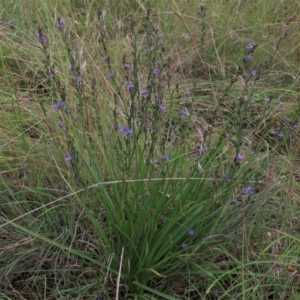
[38,34,46,45]
[235,153,244,162]
[244,54,253,62]
[199,148,207,156]
[292,124,298,130]
[223,173,230,181]
[54,102,64,110]
[153,69,160,77]
[159,105,166,112]
[231,199,240,205]
[127,82,134,89]
[265,98,271,103]
[246,43,256,51]
[180,108,189,116]
[108,72,114,79]
[119,126,133,138]
[250,70,257,76]
[124,63,131,70]
[276,132,284,140]
[181,243,187,248]
[162,155,170,162]
[58,18,66,27]
[76,77,83,85]
[136,109,142,115]
[243,186,254,195]
[188,229,195,236]
[141,88,148,96]
[103,56,109,62]
[65,153,73,163]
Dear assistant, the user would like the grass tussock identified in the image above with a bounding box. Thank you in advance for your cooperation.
[1,0,300,299]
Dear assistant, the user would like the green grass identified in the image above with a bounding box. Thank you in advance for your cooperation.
[1,0,300,299]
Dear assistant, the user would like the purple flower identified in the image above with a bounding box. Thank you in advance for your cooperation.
[136,109,142,115]
[65,153,73,162]
[265,98,271,103]
[235,153,244,162]
[276,132,284,140]
[141,88,148,96]
[223,173,230,180]
[180,108,189,116]
[119,126,133,138]
[103,56,109,62]
[108,72,114,78]
[124,63,131,70]
[38,34,46,44]
[127,82,134,89]
[244,54,253,62]
[54,102,64,110]
[153,69,160,77]
[181,243,187,248]
[188,229,195,236]
[243,186,254,195]
[58,18,66,27]
[199,148,207,156]
[76,77,83,85]
[292,124,298,130]
[162,155,170,162]
[246,43,256,51]
[159,105,166,112]
[250,70,257,76]
[231,199,240,205]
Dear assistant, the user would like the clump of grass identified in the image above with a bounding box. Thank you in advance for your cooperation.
[1,1,300,299]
